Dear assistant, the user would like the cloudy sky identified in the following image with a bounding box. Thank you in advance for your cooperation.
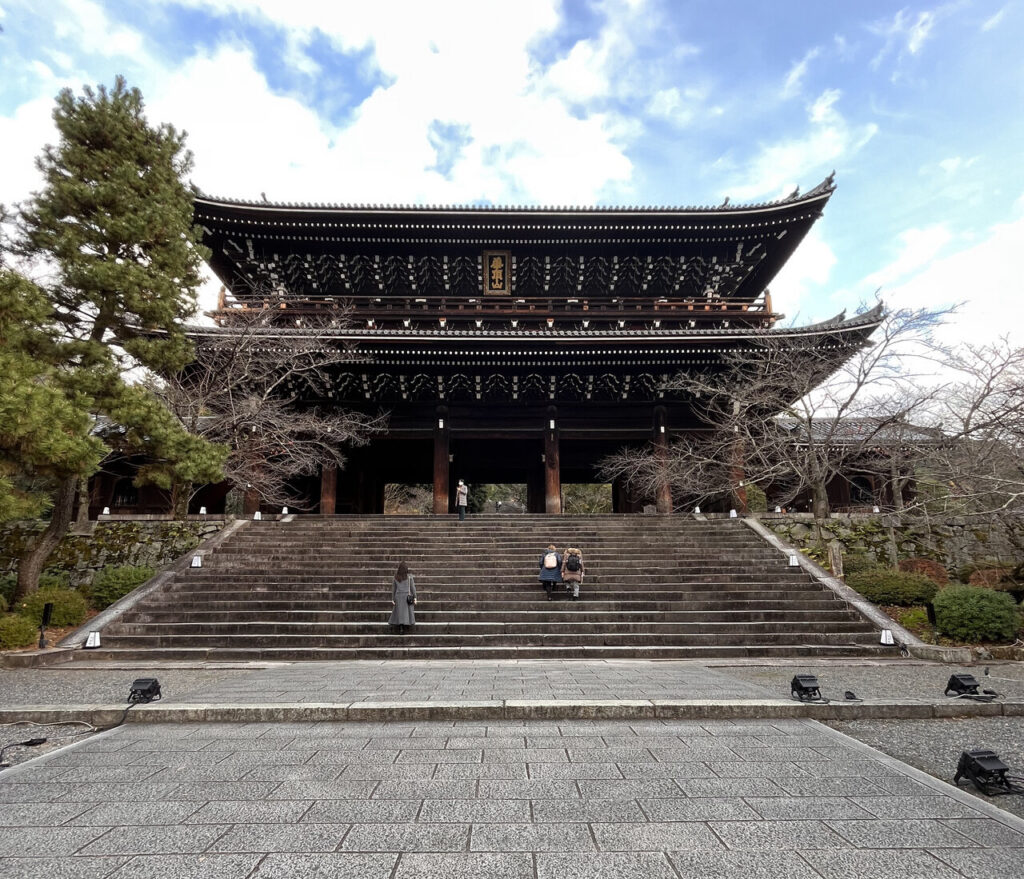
[1,0,1021,340]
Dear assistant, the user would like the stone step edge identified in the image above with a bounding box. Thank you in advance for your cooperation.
[1,699,1021,726]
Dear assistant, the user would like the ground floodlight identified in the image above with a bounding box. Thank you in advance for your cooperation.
[253,511,261,520]
[190,555,202,568]
[788,554,799,567]
[84,631,101,649]
[790,674,823,702]
[945,673,981,697]
[954,749,1019,795]
[128,678,162,703]
[694,506,700,514]
[282,506,289,515]
[729,509,737,518]
[199,506,207,515]
[880,629,894,645]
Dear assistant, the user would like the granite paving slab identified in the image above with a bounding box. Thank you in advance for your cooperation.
[2,715,1024,877]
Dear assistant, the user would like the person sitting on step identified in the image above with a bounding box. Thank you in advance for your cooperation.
[538,544,562,599]
[561,547,585,601]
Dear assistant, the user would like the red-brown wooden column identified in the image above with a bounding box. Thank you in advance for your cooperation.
[653,407,673,514]
[433,409,450,515]
[544,409,561,514]
[320,464,337,515]
[243,486,260,516]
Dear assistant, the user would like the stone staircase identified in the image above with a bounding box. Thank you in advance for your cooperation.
[89,515,889,660]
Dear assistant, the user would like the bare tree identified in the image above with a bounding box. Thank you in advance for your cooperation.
[601,303,947,539]
[913,339,1024,555]
[156,308,387,513]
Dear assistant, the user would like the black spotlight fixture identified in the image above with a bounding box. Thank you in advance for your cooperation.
[790,674,824,702]
[954,749,1024,796]
[128,678,162,704]
[945,673,981,697]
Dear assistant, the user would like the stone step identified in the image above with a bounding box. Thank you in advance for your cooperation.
[107,620,874,637]
[91,515,886,661]
[99,631,879,648]
[81,635,897,655]
[127,608,863,624]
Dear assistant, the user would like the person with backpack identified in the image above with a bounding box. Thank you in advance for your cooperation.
[389,560,416,634]
[561,547,585,601]
[538,544,562,598]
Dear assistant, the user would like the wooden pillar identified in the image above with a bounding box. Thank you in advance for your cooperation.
[242,486,260,516]
[653,407,673,514]
[320,464,337,515]
[544,409,561,515]
[433,408,450,515]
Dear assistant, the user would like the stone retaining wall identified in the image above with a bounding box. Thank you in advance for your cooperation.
[754,512,1017,574]
[1,519,227,588]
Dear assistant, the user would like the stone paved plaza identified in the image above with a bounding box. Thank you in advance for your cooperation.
[2,660,1024,877]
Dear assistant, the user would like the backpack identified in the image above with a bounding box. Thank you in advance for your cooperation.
[543,552,559,569]
[565,553,581,572]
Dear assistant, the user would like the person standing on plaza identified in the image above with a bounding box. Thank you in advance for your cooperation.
[561,547,585,601]
[389,561,416,634]
[455,479,468,521]
[538,543,562,599]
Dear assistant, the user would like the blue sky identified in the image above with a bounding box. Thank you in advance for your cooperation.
[1,0,1021,340]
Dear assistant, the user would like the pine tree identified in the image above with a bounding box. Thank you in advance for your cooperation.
[7,77,226,601]
[0,270,104,521]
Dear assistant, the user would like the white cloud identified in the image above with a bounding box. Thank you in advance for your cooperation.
[0,96,55,209]
[782,47,820,98]
[769,226,837,319]
[868,6,949,70]
[727,89,877,200]
[872,208,1024,345]
[863,224,955,290]
[55,0,144,58]
[982,6,1008,31]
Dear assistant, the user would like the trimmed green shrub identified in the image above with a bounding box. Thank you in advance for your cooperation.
[15,587,88,627]
[0,614,39,648]
[933,586,1020,643]
[88,565,155,610]
[846,567,938,606]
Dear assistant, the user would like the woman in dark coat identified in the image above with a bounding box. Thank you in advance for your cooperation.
[389,561,416,633]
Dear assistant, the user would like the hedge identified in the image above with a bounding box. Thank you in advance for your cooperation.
[932,586,1020,643]
[14,587,89,627]
[88,565,155,610]
[0,614,40,649]
[846,567,938,606]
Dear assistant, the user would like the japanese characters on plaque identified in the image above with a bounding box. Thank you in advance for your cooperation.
[483,250,511,295]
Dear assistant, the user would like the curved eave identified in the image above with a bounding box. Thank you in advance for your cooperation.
[181,307,881,347]
[193,175,834,221]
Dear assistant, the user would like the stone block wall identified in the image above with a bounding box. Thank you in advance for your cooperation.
[758,512,1018,575]
[1,519,228,588]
